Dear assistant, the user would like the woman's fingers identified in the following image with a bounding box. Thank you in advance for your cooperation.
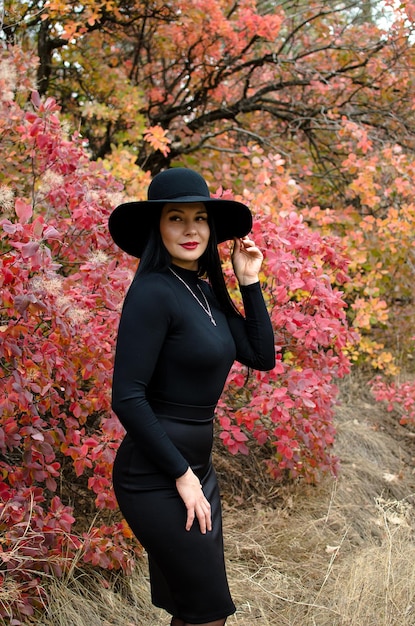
[185,506,195,532]
[231,236,263,285]
[198,497,212,533]
[176,467,212,533]
[186,494,211,533]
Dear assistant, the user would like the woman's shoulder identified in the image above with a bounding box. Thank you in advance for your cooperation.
[131,269,171,288]
[124,270,176,306]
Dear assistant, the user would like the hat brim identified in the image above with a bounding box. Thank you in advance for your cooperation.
[108,196,252,258]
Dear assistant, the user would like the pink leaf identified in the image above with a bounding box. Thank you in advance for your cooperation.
[21,241,40,258]
[31,432,44,442]
[31,90,41,108]
[2,221,18,234]
[15,198,33,224]
[43,225,60,239]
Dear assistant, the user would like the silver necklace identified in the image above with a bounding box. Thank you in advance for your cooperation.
[169,267,217,326]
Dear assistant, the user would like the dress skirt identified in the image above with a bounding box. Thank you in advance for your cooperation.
[112,401,236,624]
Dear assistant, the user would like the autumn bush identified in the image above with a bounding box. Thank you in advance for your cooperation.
[304,120,415,374]
[371,373,415,428]
[0,47,140,620]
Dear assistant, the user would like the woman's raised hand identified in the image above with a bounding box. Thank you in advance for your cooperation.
[175,467,212,534]
[231,236,263,286]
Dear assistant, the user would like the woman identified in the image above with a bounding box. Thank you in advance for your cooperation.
[108,168,275,626]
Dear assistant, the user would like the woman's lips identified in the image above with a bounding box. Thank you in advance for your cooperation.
[180,242,199,250]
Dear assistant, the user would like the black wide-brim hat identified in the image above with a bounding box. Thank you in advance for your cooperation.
[108,167,252,258]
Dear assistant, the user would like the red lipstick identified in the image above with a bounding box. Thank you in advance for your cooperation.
[180,242,199,250]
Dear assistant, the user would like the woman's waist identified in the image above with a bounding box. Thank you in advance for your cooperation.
[149,398,216,423]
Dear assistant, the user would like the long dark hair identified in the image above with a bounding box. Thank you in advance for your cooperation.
[136,208,242,318]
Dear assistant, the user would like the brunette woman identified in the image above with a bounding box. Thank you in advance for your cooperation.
[108,168,275,626]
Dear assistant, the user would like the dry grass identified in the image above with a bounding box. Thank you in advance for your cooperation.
[34,375,415,625]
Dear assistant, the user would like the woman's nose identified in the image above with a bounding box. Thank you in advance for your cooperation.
[184,220,197,234]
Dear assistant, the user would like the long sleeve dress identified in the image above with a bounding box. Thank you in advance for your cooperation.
[111,264,275,624]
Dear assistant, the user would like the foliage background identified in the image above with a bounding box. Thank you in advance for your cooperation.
[1,0,415,622]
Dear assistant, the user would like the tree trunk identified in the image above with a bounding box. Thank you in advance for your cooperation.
[37,19,53,95]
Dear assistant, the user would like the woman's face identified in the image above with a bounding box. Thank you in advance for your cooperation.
[160,202,210,270]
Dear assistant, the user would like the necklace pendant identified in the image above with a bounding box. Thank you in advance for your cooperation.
[169,267,217,327]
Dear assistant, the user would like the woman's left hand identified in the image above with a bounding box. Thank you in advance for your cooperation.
[231,236,263,286]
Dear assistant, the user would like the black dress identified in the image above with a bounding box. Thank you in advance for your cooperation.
[112,265,275,624]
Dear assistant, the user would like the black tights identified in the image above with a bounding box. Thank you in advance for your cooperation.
[170,617,226,626]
